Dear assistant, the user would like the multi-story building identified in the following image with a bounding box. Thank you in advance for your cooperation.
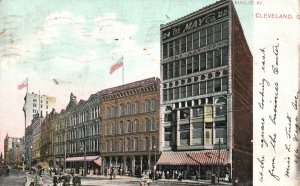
[31,114,44,165]
[4,134,22,166]
[40,109,57,167]
[53,93,101,174]
[100,77,160,176]
[23,92,56,128]
[158,0,252,184]
[24,125,33,168]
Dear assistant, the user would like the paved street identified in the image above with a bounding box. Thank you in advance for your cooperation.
[23,172,231,186]
[0,169,27,186]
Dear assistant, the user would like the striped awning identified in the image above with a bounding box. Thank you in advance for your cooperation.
[156,149,227,166]
[66,156,100,162]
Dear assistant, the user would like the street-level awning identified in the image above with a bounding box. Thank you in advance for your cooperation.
[156,149,227,166]
[93,158,101,166]
[66,156,100,163]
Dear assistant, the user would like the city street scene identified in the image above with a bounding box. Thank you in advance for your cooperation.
[0,0,253,185]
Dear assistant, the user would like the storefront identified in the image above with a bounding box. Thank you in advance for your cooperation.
[156,149,228,180]
[65,156,101,175]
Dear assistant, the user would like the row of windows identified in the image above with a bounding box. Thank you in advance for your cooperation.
[55,139,99,155]
[163,21,229,58]
[105,117,156,135]
[163,47,228,80]
[165,122,227,145]
[106,136,157,152]
[56,105,100,130]
[105,99,156,119]
[56,125,100,143]
[163,77,228,101]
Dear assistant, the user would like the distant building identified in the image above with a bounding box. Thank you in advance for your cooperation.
[159,0,252,184]
[31,114,44,165]
[24,125,33,168]
[4,134,22,166]
[53,93,101,174]
[23,92,56,128]
[100,77,160,176]
[40,109,58,167]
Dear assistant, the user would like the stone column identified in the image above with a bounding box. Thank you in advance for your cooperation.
[140,155,143,174]
[131,156,135,176]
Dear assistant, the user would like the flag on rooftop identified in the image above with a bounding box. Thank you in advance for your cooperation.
[17,78,28,90]
[110,56,124,75]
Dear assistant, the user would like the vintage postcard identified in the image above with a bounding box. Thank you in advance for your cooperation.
[0,0,299,185]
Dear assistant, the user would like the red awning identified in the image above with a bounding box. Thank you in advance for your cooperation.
[156,149,227,166]
[93,158,101,166]
[66,156,100,162]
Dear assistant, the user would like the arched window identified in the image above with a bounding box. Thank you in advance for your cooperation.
[151,117,156,131]
[151,98,156,112]
[151,136,156,149]
[134,119,139,132]
[144,99,150,113]
[127,120,131,133]
[145,118,150,132]
[215,97,227,117]
[135,101,140,114]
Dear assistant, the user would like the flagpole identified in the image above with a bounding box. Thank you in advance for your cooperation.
[122,57,124,85]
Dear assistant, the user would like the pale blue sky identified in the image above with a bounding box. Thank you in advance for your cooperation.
[0,0,252,153]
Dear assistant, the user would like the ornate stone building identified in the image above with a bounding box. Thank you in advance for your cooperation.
[4,134,22,167]
[40,109,57,167]
[100,77,160,176]
[53,93,101,174]
[159,0,252,184]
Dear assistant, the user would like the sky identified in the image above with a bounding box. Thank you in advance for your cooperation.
[0,0,252,154]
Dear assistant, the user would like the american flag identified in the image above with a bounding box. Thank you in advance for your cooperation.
[17,78,28,90]
[110,57,124,75]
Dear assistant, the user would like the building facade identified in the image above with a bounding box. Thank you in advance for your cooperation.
[4,134,22,167]
[159,0,252,184]
[24,125,33,168]
[40,109,57,167]
[23,92,56,128]
[31,114,44,165]
[53,93,101,174]
[100,77,160,176]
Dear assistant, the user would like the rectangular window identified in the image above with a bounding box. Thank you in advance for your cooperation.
[222,76,228,91]
[186,57,192,74]
[181,36,186,53]
[207,51,213,69]
[207,26,213,45]
[193,83,199,96]
[214,23,221,42]
[222,47,228,65]
[175,39,180,55]
[200,53,206,71]
[192,122,203,145]
[222,21,229,40]
[174,61,180,77]
[163,64,168,80]
[214,50,221,67]
[165,133,172,141]
[168,62,173,79]
[180,59,186,76]
[200,29,206,47]
[169,41,174,57]
[187,84,192,97]
[207,80,214,93]
[193,31,199,49]
[163,43,168,58]
[127,103,131,115]
[187,34,192,51]
[200,81,206,95]
[214,78,221,92]
[193,55,199,73]
[180,86,186,98]
[163,89,168,101]
[168,88,173,100]
[174,87,179,99]
[193,107,204,117]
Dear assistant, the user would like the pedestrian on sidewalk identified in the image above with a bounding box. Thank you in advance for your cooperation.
[38,176,44,186]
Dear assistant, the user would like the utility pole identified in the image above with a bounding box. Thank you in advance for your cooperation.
[218,138,221,183]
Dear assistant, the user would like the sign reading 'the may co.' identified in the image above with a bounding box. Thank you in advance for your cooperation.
[162,6,229,41]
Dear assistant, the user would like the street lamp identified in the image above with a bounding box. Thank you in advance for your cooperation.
[153,145,157,180]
